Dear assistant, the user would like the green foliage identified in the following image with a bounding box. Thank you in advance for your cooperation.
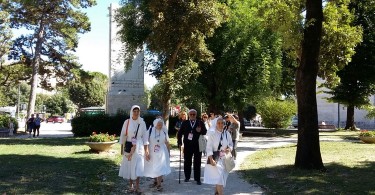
[257,98,296,128]
[68,70,107,109]
[88,132,116,142]
[327,0,375,109]
[43,93,75,115]
[0,114,18,130]
[359,130,375,137]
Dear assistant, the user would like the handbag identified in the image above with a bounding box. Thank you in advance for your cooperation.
[224,153,236,172]
[122,120,140,154]
[198,135,207,152]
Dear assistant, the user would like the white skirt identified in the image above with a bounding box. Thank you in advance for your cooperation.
[144,144,171,178]
[203,158,229,187]
[118,141,145,180]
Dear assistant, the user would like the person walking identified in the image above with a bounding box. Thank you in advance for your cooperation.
[144,119,171,191]
[26,114,35,138]
[33,114,43,137]
[175,111,187,136]
[119,105,150,194]
[227,114,240,160]
[203,117,233,195]
[177,109,207,185]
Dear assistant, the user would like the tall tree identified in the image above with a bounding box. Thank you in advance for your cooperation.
[327,0,375,129]
[68,70,107,109]
[4,0,96,118]
[294,0,324,170]
[116,0,228,124]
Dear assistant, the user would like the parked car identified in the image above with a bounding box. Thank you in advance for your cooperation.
[46,116,64,123]
[292,115,298,128]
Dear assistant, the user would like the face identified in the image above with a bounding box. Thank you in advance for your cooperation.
[210,113,215,119]
[180,113,187,120]
[132,108,140,119]
[31,114,34,118]
[202,115,208,121]
[156,121,163,130]
[189,111,197,120]
[216,119,224,131]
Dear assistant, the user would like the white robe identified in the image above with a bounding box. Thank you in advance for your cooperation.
[118,118,149,180]
[203,130,233,187]
[144,127,171,178]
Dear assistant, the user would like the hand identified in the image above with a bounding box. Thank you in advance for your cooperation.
[127,153,132,161]
[225,148,231,154]
[210,159,217,166]
[145,153,150,161]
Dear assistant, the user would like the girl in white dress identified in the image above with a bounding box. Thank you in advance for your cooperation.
[144,119,171,191]
[203,117,233,195]
[118,105,150,194]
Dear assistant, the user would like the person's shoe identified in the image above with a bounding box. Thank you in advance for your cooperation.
[184,179,189,182]
[197,181,202,185]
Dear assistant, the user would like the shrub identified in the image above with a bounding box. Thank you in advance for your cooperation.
[0,115,18,131]
[71,113,177,137]
[257,98,297,128]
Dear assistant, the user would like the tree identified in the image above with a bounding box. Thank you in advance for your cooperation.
[4,0,96,118]
[68,70,107,109]
[43,93,75,115]
[327,0,375,129]
[175,0,284,114]
[116,0,228,124]
[294,0,324,170]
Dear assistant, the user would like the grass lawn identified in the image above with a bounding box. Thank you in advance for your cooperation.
[0,135,179,194]
[240,141,375,194]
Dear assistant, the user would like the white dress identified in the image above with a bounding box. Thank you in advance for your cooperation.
[203,130,233,187]
[144,127,171,178]
[118,118,149,180]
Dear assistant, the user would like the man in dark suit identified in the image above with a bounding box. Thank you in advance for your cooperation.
[177,109,207,185]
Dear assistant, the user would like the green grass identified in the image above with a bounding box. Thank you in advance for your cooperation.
[0,137,123,194]
[240,141,375,194]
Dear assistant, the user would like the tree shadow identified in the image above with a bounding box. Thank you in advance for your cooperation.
[0,137,89,146]
[0,154,121,194]
[239,161,375,194]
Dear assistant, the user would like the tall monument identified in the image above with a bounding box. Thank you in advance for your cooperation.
[106,3,145,115]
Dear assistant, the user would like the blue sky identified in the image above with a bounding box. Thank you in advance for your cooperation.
[76,0,157,88]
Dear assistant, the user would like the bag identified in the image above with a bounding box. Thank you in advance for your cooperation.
[224,153,235,172]
[123,141,133,153]
[198,135,207,152]
[207,151,220,164]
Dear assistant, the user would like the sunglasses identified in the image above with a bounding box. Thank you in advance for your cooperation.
[189,114,196,116]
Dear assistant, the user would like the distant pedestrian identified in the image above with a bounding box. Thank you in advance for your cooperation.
[177,109,207,185]
[26,114,35,138]
[175,111,187,136]
[33,114,43,137]
[118,105,149,194]
[227,114,240,160]
[8,119,14,136]
[144,119,171,191]
[203,117,233,195]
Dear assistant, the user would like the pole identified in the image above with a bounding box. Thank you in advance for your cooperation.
[179,146,181,184]
[338,103,340,128]
[17,83,20,119]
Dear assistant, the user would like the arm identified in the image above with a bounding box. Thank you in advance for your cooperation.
[141,122,150,161]
[201,120,207,135]
[225,132,233,154]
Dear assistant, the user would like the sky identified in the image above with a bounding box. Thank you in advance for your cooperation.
[76,0,157,89]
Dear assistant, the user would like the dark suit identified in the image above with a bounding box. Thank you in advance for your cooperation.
[177,119,207,182]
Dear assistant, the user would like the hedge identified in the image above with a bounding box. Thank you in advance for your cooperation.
[71,113,180,137]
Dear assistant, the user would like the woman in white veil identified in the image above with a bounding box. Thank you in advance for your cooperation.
[203,117,233,195]
[118,105,149,193]
[144,118,171,191]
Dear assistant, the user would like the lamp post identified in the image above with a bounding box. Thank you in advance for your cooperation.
[17,83,20,120]
[338,103,340,128]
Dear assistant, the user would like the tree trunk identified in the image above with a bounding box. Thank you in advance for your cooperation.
[27,22,45,118]
[294,0,325,170]
[345,105,355,130]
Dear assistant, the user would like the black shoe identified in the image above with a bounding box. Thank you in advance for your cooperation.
[184,179,189,182]
[197,181,202,185]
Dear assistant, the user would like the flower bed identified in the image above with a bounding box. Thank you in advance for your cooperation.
[359,130,375,144]
[86,132,118,152]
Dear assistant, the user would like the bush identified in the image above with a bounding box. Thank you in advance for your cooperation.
[71,113,178,137]
[0,115,18,131]
[257,98,296,128]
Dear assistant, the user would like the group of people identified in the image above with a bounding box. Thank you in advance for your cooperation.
[26,113,43,138]
[118,105,240,195]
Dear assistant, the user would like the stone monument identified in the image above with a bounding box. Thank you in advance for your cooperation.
[106,3,145,115]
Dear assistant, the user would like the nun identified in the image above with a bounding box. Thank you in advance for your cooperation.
[203,117,233,195]
[119,105,150,194]
[144,119,171,191]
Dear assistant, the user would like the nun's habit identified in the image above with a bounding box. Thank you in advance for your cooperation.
[118,105,149,180]
[203,118,233,187]
[144,119,171,178]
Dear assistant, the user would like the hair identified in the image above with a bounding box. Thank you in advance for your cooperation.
[133,107,140,111]
[201,113,208,118]
[179,111,187,119]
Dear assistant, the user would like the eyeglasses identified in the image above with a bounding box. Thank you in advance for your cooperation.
[189,114,196,116]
